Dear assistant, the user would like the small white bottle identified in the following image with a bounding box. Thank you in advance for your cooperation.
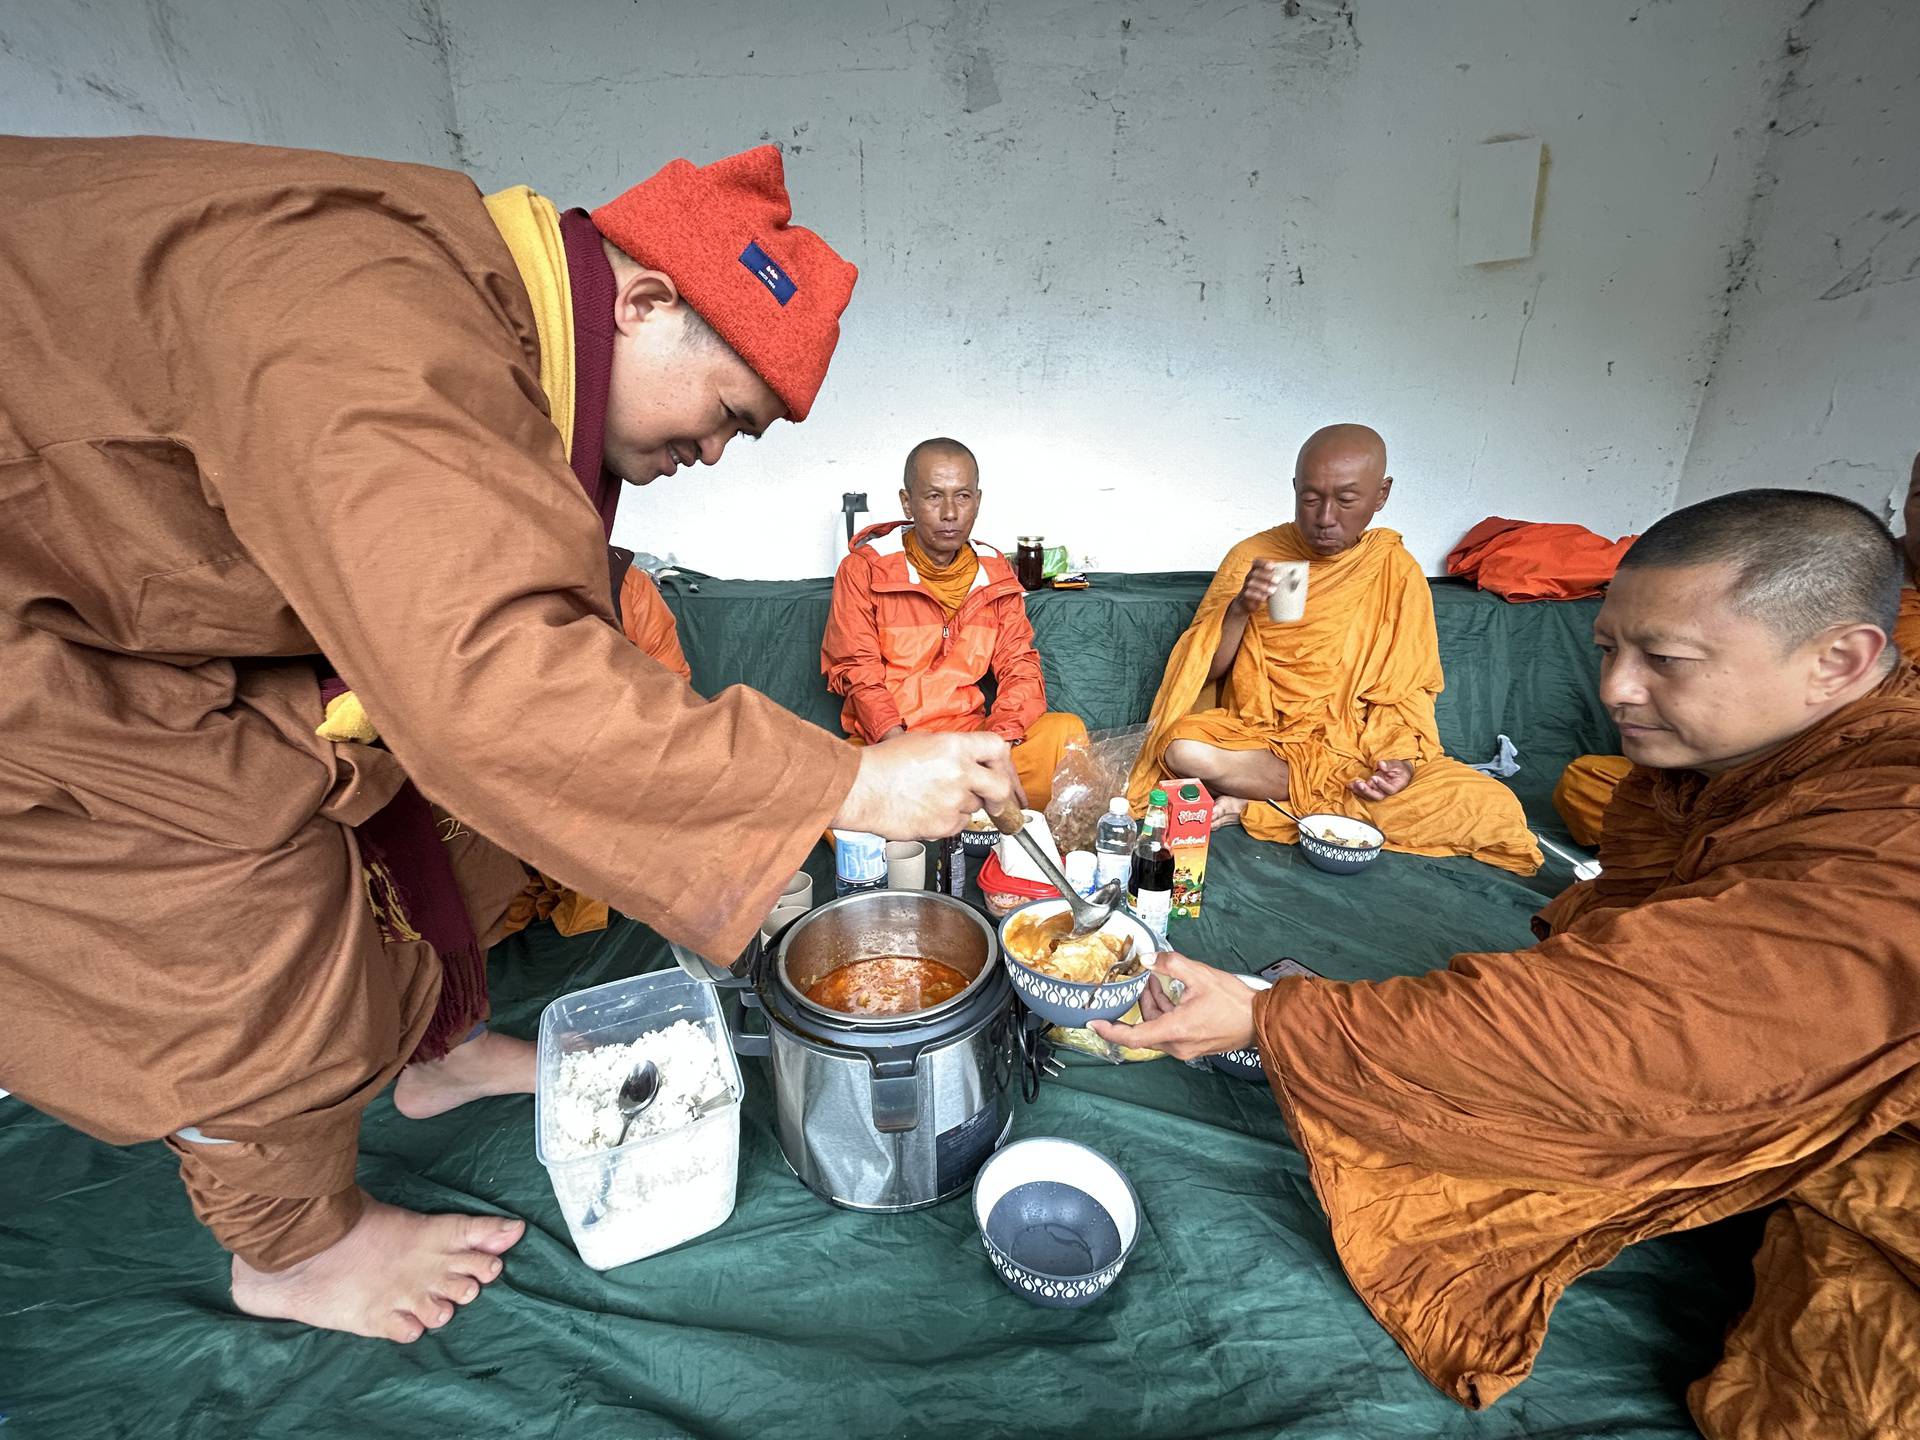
[1094,797,1137,890]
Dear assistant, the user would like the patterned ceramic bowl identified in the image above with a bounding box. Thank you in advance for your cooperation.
[995,899,1159,1027]
[960,812,1001,857]
[973,1136,1141,1309]
[1207,973,1272,1082]
[1296,814,1386,875]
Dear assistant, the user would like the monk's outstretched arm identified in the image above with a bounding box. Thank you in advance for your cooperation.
[1259,832,1920,1189]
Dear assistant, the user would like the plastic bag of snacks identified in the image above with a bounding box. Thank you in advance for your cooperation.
[1044,724,1149,857]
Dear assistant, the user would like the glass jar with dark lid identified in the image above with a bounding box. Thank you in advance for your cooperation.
[1015,535,1046,591]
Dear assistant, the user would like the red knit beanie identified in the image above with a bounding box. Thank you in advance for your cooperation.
[591,146,857,423]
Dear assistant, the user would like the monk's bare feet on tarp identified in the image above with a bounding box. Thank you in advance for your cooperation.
[1212,795,1249,830]
[232,1198,523,1343]
[393,1029,536,1120]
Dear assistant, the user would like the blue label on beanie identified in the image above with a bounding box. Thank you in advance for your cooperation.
[739,241,797,305]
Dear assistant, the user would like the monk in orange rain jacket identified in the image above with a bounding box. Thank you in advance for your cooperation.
[823,438,1086,807]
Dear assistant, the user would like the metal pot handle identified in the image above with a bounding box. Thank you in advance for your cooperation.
[731,988,772,1059]
[868,1056,920,1133]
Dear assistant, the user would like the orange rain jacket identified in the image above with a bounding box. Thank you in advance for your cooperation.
[823,520,1047,742]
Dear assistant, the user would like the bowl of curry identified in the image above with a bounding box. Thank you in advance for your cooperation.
[777,889,998,1026]
[996,899,1159,1027]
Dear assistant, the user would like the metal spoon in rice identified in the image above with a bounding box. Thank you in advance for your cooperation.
[580,1061,661,1227]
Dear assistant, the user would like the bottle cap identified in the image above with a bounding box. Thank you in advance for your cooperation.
[1149,788,1168,806]
[1107,797,1129,814]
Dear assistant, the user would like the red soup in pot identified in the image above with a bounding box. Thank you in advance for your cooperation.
[804,956,972,1016]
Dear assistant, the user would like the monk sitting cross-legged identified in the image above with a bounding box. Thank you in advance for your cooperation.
[823,437,1088,807]
[1096,488,1920,1439]
[1129,422,1540,875]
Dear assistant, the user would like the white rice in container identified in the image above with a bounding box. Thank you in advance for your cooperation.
[543,1019,738,1269]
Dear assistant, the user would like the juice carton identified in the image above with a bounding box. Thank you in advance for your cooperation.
[1165,779,1213,919]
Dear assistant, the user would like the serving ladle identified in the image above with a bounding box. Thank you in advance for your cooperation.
[989,801,1125,937]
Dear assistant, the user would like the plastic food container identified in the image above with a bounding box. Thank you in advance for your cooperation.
[535,969,744,1271]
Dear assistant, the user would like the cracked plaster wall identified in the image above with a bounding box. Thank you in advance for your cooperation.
[1677,0,1919,523]
[0,0,461,168]
[444,0,1795,575]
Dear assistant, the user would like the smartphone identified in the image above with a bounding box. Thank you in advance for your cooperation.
[1258,957,1323,984]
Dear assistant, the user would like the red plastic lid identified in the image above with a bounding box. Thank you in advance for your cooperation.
[978,850,1059,899]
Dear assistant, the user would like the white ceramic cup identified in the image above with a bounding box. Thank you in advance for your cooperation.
[885,840,927,890]
[780,871,813,910]
[1265,560,1310,623]
[761,903,808,945]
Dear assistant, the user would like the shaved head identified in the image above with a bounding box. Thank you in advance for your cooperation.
[1297,423,1388,483]
[899,436,981,568]
[903,436,977,495]
[1293,423,1392,556]
[1619,488,1903,655]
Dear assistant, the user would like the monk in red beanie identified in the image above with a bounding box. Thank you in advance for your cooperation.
[0,136,1020,1341]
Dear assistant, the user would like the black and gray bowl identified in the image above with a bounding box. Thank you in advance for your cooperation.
[973,1136,1141,1309]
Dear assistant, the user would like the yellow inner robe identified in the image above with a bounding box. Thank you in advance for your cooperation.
[1128,524,1541,875]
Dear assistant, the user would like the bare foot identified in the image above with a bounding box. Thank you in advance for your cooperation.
[393,1029,536,1120]
[1212,795,1249,830]
[232,1197,523,1342]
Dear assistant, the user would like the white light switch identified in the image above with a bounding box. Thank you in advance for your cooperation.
[1459,138,1544,265]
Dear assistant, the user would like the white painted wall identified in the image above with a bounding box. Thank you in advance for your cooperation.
[0,0,459,167]
[441,0,1795,576]
[1677,0,1920,523]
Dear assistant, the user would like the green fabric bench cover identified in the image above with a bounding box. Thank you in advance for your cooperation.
[0,572,1733,1440]
[663,572,1619,833]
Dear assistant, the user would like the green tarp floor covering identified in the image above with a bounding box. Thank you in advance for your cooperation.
[0,832,1755,1439]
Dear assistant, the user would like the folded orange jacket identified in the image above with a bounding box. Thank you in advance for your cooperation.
[1445,517,1637,602]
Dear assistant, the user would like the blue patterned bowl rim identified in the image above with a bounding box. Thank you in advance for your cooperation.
[994,899,1160,996]
[972,1136,1143,1280]
[1295,813,1385,854]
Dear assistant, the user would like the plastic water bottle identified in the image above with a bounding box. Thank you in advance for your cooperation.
[833,830,887,896]
[1094,797,1137,891]
[1129,790,1174,942]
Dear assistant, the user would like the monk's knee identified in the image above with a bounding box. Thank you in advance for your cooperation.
[1164,739,1212,776]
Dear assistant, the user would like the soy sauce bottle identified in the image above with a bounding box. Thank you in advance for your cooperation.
[1129,789,1174,941]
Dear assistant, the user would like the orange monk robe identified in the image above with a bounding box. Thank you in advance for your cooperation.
[1129,524,1541,874]
[500,567,700,938]
[0,138,857,1271]
[619,567,694,683]
[1551,753,1634,847]
[1560,586,1920,849]
[1255,664,1920,1433]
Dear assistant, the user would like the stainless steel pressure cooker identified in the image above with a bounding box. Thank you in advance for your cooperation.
[675,890,1021,1213]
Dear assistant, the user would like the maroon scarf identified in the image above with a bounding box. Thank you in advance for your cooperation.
[328,209,622,1062]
